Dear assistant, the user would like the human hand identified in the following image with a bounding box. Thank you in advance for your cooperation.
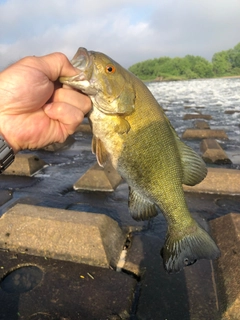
[0,53,92,153]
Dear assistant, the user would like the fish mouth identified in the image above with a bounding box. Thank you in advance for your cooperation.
[59,47,97,95]
[71,47,91,70]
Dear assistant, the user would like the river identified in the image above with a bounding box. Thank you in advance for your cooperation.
[147,78,240,169]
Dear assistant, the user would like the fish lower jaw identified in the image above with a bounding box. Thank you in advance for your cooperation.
[76,80,98,95]
[78,80,91,89]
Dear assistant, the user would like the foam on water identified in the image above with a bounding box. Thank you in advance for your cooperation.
[147,78,240,167]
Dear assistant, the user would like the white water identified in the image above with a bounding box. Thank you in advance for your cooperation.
[147,78,240,168]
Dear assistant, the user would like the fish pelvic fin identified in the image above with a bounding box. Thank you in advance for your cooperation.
[92,135,109,167]
[177,140,207,186]
[161,222,220,273]
[128,187,158,221]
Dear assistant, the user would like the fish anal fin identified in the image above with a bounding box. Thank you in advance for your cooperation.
[92,136,108,167]
[128,187,158,221]
[177,140,207,186]
[161,222,220,273]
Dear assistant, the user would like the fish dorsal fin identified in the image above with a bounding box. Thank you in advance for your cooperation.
[161,112,207,186]
[177,139,207,186]
[128,187,158,221]
[91,135,108,167]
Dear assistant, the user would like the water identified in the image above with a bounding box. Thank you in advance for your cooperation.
[147,78,240,168]
[0,266,43,293]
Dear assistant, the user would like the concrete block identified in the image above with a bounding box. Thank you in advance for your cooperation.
[0,250,137,320]
[182,129,229,140]
[210,213,240,320]
[195,106,206,110]
[0,204,126,268]
[183,168,240,195]
[183,114,212,120]
[224,110,240,115]
[42,135,75,151]
[200,139,232,164]
[194,120,210,129]
[3,154,47,176]
[0,190,12,207]
[74,161,123,192]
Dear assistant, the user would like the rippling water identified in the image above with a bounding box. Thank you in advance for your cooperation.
[147,78,240,168]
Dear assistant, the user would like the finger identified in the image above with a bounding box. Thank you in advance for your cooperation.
[43,102,86,134]
[19,52,78,81]
[51,87,92,115]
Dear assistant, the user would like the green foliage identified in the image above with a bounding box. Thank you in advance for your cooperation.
[129,42,240,81]
[228,43,240,68]
[212,51,231,75]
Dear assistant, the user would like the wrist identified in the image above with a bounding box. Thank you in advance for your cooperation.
[0,136,15,173]
[0,127,20,154]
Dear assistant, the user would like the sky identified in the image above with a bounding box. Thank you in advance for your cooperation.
[0,0,240,70]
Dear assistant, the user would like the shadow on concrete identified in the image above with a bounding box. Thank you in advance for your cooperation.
[127,214,221,319]
[129,231,191,320]
[0,250,137,320]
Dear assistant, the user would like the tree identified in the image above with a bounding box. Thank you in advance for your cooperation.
[212,51,232,75]
[192,57,214,78]
[128,42,240,80]
[228,42,240,68]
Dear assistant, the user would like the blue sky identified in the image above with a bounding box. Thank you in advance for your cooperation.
[0,0,240,70]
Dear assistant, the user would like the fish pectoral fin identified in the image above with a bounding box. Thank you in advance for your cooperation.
[161,221,220,273]
[177,140,207,186]
[112,117,131,134]
[128,187,158,221]
[92,135,108,167]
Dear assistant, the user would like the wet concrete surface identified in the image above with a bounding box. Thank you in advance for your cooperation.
[0,250,137,320]
[0,131,240,319]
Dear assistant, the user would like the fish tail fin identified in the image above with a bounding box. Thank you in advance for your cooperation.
[161,221,220,273]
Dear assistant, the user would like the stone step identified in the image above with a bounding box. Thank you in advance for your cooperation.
[200,138,232,164]
[224,110,240,115]
[182,129,229,140]
[183,168,240,195]
[74,161,123,192]
[0,204,126,268]
[210,213,240,320]
[194,120,210,129]
[3,154,47,176]
[0,190,12,207]
[183,114,212,120]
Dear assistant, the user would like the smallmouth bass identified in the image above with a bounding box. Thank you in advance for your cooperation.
[60,48,220,273]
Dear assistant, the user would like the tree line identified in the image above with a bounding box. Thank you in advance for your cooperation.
[128,43,240,81]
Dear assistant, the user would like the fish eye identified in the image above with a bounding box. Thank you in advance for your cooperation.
[105,64,116,74]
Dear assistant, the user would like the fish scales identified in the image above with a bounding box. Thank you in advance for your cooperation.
[59,47,220,273]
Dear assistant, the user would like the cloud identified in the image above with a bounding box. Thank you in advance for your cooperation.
[0,0,240,70]
[149,0,240,58]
